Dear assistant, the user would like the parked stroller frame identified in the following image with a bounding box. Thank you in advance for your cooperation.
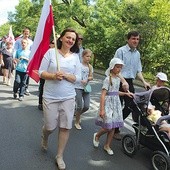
[122,87,170,170]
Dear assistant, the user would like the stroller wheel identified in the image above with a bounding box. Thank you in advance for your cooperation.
[152,151,170,170]
[122,134,137,157]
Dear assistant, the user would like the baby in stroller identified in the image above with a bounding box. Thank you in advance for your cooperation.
[147,103,170,138]
[132,72,169,124]
[122,73,170,170]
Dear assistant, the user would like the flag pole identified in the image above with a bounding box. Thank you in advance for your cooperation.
[52,25,60,71]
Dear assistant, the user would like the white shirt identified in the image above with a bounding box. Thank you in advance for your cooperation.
[75,63,93,89]
[39,48,81,100]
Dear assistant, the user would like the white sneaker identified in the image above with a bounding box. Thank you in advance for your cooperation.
[18,97,23,101]
[93,133,99,147]
[7,81,11,86]
[24,89,30,95]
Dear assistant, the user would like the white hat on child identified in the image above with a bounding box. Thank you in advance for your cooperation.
[105,58,124,76]
[156,72,168,82]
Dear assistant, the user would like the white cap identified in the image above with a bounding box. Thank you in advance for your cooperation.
[105,58,124,76]
[156,72,168,82]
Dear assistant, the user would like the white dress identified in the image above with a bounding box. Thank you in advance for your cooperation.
[95,76,124,129]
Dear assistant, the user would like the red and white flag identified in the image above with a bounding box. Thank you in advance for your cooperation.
[6,25,15,45]
[27,0,54,82]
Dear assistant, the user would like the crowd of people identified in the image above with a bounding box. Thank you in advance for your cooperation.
[1,28,169,169]
[0,27,94,169]
[0,27,33,99]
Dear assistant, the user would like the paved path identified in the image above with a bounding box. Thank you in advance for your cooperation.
[0,74,151,170]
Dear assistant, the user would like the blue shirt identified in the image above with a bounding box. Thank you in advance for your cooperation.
[114,44,142,79]
[14,38,33,51]
[15,49,31,72]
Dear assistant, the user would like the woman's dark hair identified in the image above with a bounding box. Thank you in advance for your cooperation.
[57,28,79,53]
[127,31,139,40]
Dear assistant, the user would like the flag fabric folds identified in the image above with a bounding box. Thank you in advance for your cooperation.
[27,0,54,82]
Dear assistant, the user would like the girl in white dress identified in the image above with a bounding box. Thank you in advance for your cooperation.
[93,58,133,155]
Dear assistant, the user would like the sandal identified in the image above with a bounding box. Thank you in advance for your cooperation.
[104,146,114,155]
[74,123,82,130]
[93,133,99,147]
[56,156,66,170]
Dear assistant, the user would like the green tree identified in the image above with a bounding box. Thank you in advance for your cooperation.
[1,0,169,81]
[9,0,33,36]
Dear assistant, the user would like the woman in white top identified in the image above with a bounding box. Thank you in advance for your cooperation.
[39,28,81,170]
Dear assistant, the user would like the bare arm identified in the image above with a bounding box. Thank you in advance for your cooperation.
[118,74,129,91]
[119,91,134,98]
[137,72,150,89]
[63,73,76,83]
[41,71,63,80]
[0,54,4,66]
[99,89,107,118]
[88,64,93,81]
[88,74,93,81]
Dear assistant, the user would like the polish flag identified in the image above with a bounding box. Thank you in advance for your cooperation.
[27,0,54,82]
[6,25,15,45]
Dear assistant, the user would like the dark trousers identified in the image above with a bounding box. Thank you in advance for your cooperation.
[39,78,45,105]
[25,76,29,90]
[115,78,135,133]
[121,79,135,119]
[13,70,28,97]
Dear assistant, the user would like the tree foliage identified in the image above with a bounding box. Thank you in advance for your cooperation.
[0,0,170,79]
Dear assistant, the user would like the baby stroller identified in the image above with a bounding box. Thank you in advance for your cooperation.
[122,87,170,170]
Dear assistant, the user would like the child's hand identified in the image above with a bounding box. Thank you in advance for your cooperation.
[13,59,17,64]
[81,80,88,86]
[126,91,134,98]
[99,110,105,119]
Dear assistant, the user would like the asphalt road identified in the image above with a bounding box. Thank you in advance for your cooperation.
[0,73,153,170]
